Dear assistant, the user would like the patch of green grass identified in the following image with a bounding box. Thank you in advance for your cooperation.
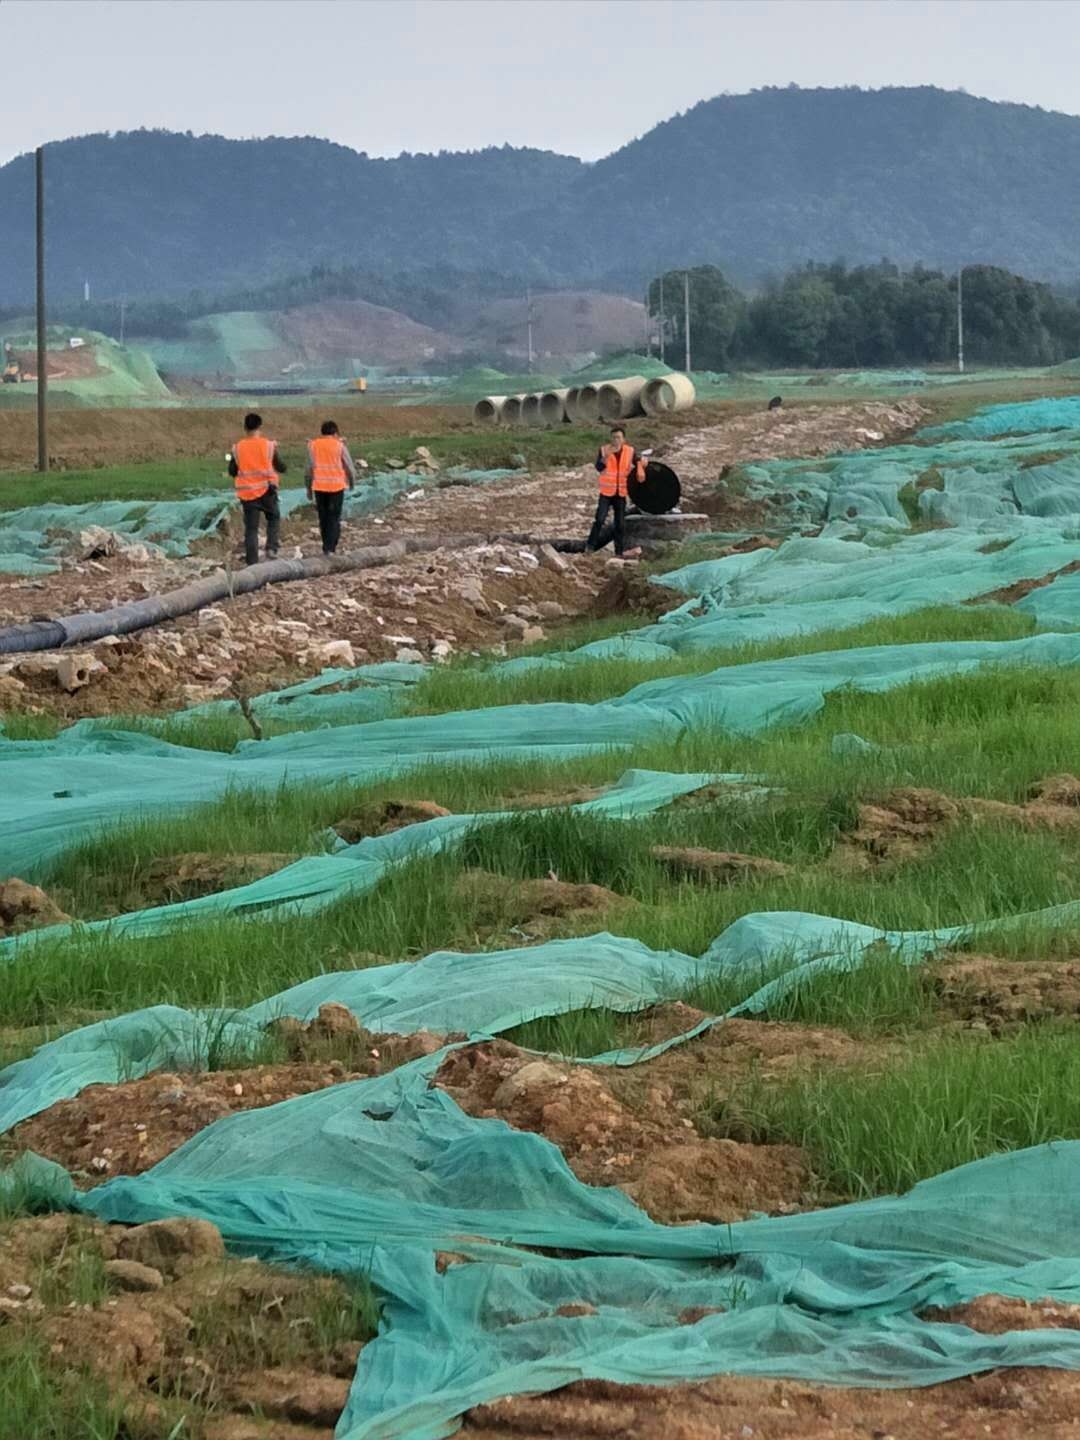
[36,1236,108,1309]
[0,1337,133,1440]
[756,948,935,1036]
[713,1024,1080,1198]
[0,713,65,741]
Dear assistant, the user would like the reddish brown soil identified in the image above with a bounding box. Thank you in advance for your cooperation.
[970,558,1080,608]
[434,1040,809,1224]
[461,1369,1080,1439]
[923,1293,1080,1334]
[931,954,1080,1030]
[451,870,636,940]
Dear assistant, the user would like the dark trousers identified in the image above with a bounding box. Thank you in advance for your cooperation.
[314,489,345,554]
[585,493,626,555]
[241,487,280,565]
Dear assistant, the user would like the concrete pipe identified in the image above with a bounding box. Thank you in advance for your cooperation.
[539,388,570,425]
[501,394,527,424]
[473,395,507,426]
[564,386,581,422]
[597,375,647,422]
[576,382,603,423]
[642,372,697,415]
[522,393,544,427]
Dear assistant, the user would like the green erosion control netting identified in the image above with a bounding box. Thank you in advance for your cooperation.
[10,393,1080,1435]
[0,467,518,574]
[7,632,1080,878]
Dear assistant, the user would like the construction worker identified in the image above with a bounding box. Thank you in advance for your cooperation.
[585,426,644,559]
[228,412,286,565]
[305,420,357,555]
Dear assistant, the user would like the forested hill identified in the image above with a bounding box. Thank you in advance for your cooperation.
[4,86,1080,303]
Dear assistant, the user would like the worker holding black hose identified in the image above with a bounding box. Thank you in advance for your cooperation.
[305,420,357,555]
[584,426,644,559]
[228,412,286,565]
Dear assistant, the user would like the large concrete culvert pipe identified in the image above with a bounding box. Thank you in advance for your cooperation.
[501,394,527,424]
[642,372,697,415]
[597,375,647,422]
[473,395,508,425]
[521,393,544,427]
[539,388,570,425]
[563,386,581,422]
[576,382,603,423]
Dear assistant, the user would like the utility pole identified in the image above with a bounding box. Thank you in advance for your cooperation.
[35,146,47,474]
[119,295,126,347]
[956,265,965,374]
[683,269,691,374]
[658,271,665,364]
[644,283,651,357]
[526,286,534,373]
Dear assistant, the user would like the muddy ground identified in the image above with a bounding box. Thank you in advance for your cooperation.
[0,398,926,717]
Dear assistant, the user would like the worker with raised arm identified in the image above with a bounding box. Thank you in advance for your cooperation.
[305,420,357,556]
[228,412,286,565]
[584,425,644,559]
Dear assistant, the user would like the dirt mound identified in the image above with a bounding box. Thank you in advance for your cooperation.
[588,568,672,619]
[0,876,70,933]
[10,1041,430,1181]
[650,845,791,883]
[970,558,1080,608]
[332,798,451,845]
[462,1368,1080,1439]
[0,1213,365,1439]
[922,1293,1080,1335]
[452,869,632,938]
[433,1041,808,1224]
[140,851,294,904]
[932,954,1080,1030]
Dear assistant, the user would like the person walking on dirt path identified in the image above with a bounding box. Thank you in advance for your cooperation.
[305,420,357,556]
[228,412,286,566]
[585,426,644,559]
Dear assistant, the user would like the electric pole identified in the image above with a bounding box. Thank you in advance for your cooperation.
[956,266,965,374]
[683,269,691,374]
[526,286,535,373]
[658,271,665,364]
[120,296,126,347]
[35,146,47,474]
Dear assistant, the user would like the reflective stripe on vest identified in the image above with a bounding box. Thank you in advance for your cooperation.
[598,444,641,498]
[234,436,277,501]
[308,435,348,493]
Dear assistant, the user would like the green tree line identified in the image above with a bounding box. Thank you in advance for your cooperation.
[648,262,1080,370]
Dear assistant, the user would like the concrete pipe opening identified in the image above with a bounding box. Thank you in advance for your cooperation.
[597,375,647,422]
[641,373,697,415]
[522,393,544,427]
[564,386,581,422]
[539,388,570,425]
[502,394,527,424]
[576,383,603,423]
[473,395,507,425]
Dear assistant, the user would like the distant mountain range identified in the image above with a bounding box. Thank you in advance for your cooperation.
[3,86,1080,304]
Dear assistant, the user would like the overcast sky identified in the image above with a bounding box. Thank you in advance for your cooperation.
[3,0,1080,166]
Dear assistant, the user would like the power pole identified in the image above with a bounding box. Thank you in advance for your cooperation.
[119,295,126,347]
[683,269,691,374]
[526,286,534,373]
[956,266,965,374]
[644,284,651,357]
[35,146,47,474]
[658,271,665,364]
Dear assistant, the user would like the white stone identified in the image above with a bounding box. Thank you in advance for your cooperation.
[395,647,426,664]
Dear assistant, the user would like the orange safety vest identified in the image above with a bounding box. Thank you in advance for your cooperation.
[233,436,279,502]
[598,444,643,498]
[307,435,348,493]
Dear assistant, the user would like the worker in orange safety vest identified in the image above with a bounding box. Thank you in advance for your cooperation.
[227,412,287,565]
[584,426,644,559]
[305,420,358,555]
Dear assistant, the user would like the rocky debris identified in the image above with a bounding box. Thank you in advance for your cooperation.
[104,1258,166,1292]
[434,1042,809,1224]
[311,638,355,667]
[116,1217,225,1277]
[13,649,106,693]
[270,1011,444,1069]
[332,798,451,845]
[76,526,164,565]
[650,846,792,884]
[0,876,71,934]
[227,1370,352,1427]
[395,645,426,664]
[537,543,569,574]
[407,445,440,476]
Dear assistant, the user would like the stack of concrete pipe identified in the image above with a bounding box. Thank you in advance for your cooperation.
[473,371,695,427]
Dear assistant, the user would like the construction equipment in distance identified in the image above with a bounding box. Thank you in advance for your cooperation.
[2,343,23,384]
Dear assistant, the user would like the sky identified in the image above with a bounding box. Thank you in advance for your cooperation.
[2,0,1080,166]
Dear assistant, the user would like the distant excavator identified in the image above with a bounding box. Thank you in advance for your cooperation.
[2,343,23,384]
